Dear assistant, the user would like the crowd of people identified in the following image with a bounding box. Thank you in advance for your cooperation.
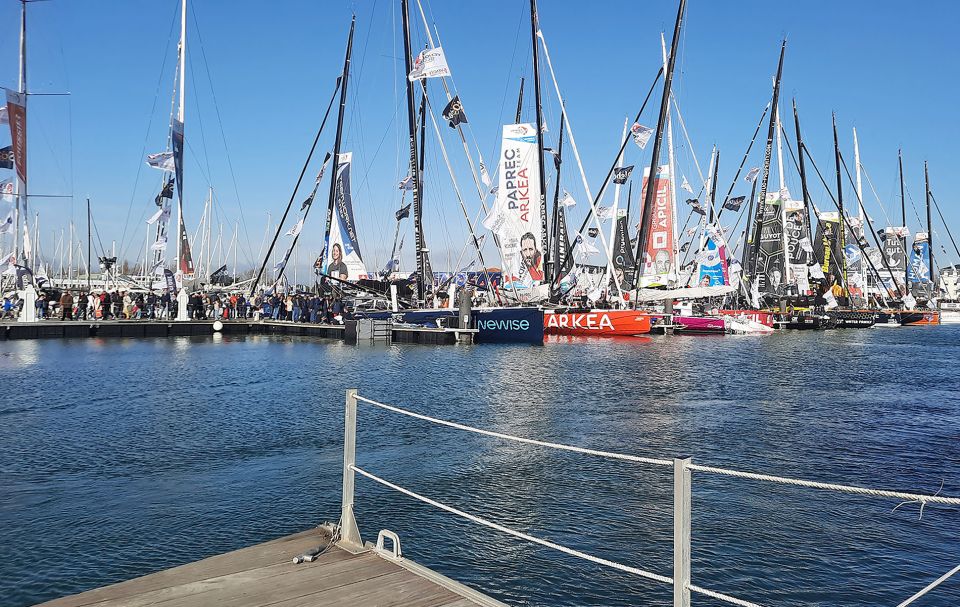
[0,289,350,324]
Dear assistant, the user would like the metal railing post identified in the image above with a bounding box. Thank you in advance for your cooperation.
[673,457,692,607]
[340,388,362,548]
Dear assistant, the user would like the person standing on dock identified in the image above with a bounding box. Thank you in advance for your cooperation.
[59,291,74,321]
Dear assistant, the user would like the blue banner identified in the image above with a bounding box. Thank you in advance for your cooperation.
[907,241,930,283]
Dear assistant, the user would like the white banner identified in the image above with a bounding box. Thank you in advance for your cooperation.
[408,47,451,81]
[146,151,175,171]
[324,152,368,280]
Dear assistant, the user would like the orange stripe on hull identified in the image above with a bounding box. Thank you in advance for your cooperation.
[544,310,653,336]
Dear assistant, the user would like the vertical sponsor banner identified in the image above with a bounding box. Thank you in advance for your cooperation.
[814,211,843,286]
[485,124,543,286]
[907,238,930,285]
[178,219,195,276]
[784,199,811,291]
[5,89,26,183]
[844,217,864,297]
[755,192,785,293]
[324,152,367,281]
[638,165,675,286]
[163,268,177,293]
[611,210,635,290]
[171,119,185,203]
[555,205,573,280]
[883,226,907,268]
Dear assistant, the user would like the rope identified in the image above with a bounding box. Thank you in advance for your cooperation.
[351,465,674,586]
[689,584,764,607]
[687,464,960,506]
[354,395,673,468]
[897,563,960,606]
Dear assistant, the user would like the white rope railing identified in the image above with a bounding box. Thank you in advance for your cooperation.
[688,584,763,607]
[354,394,673,468]
[687,464,960,506]
[351,464,674,585]
[897,563,960,606]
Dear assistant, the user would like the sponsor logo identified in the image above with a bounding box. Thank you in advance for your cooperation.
[546,313,616,331]
[477,319,530,331]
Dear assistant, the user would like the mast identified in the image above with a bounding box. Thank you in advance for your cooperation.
[416,89,431,291]
[746,40,786,289]
[853,128,866,296]
[400,0,427,303]
[549,111,566,303]
[924,161,934,299]
[792,99,814,288]
[775,99,785,192]
[515,77,525,124]
[86,198,91,291]
[606,117,629,292]
[175,0,186,279]
[14,0,26,264]
[898,150,907,295]
[831,114,848,294]
[633,0,686,294]
[529,0,550,285]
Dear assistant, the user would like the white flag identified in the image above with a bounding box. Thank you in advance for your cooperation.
[808,263,825,280]
[903,293,917,309]
[482,207,508,235]
[799,236,813,253]
[146,151,175,171]
[151,237,168,251]
[285,218,304,237]
[0,106,7,125]
[408,47,451,81]
[680,175,694,193]
[0,209,12,234]
[398,175,415,191]
[146,206,164,225]
[0,179,14,203]
[22,224,31,258]
[151,260,165,275]
[596,205,613,221]
[560,191,576,207]
[824,291,838,310]
[575,235,599,257]
[745,167,760,183]
[631,123,653,149]
[479,161,492,187]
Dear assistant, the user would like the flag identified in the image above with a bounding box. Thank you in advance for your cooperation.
[686,227,697,237]
[799,236,814,253]
[408,47,451,80]
[613,165,634,185]
[0,209,12,234]
[398,175,415,191]
[588,227,599,238]
[544,147,561,171]
[680,175,693,193]
[285,218,304,237]
[686,198,705,215]
[0,179,14,202]
[315,152,332,184]
[395,203,412,221]
[14,264,32,289]
[172,119,185,203]
[441,95,468,128]
[151,237,168,251]
[0,145,12,169]
[154,177,174,206]
[150,260,164,275]
[489,185,499,196]
[146,205,165,225]
[300,191,316,211]
[146,151,175,171]
[722,196,746,211]
[631,123,653,149]
[6,89,26,183]
[22,224,30,258]
[596,205,613,221]
[876,229,886,241]
[560,191,576,207]
[0,106,6,125]
[210,264,228,282]
[680,242,690,252]
[575,235,599,257]
[745,167,760,183]
[479,161,492,187]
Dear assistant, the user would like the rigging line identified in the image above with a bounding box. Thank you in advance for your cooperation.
[714,101,771,222]
[930,192,960,262]
[489,3,526,158]
[116,1,180,264]
[858,162,893,228]
[185,38,212,184]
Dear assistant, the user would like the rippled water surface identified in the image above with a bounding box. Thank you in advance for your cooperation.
[1,329,959,606]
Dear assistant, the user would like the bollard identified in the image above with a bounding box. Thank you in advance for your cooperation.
[674,457,692,607]
[340,389,362,548]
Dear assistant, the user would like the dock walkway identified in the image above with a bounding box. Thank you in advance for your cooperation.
[38,527,501,607]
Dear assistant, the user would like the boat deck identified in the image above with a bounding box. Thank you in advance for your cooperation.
[36,527,502,607]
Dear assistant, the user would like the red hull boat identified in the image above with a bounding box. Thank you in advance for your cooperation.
[544,309,653,336]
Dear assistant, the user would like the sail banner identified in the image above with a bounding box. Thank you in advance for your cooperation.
[324,152,367,280]
[638,165,676,287]
[407,47,451,81]
[908,240,930,284]
[814,211,843,286]
[178,219,194,276]
[163,268,177,293]
[5,89,26,183]
[883,226,906,268]
[488,124,544,285]
[556,205,573,280]
[172,119,185,203]
[785,198,812,290]
[611,211,635,290]
[755,191,785,294]
[697,234,728,286]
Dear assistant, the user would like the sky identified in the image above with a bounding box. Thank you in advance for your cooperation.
[0,0,958,279]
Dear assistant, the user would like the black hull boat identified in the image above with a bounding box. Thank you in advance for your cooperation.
[353,307,544,344]
[775,312,828,330]
[874,311,901,327]
[826,310,876,328]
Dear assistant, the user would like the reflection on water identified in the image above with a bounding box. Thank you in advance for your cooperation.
[0,330,958,606]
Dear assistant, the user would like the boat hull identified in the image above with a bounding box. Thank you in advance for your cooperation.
[354,307,545,344]
[900,311,940,326]
[874,311,902,327]
[544,309,652,336]
[826,310,876,328]
[718,309,775,328]
[673,315,727,335]
[775,312,828,330]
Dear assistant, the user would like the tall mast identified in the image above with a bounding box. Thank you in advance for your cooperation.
[662,33,680,277]
[400,0,427,303]
[174,0,186,279]
[529,0,550,285]
[86,198,91,292]
[746,40,786,288]
[633,0,686,293]
[549,111,566,303]
[898,150,907,295]
[792,99,814,279]
[515,77,525,123]
[775,99,785,192]
[924,161,934,299]
[831,113,848,292]
[14,0,26,264]
[853,127,866,295]
[606,117,629,291]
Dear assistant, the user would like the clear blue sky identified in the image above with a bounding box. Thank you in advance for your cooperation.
[1,0,957,276]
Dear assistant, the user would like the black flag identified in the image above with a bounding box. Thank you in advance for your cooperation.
[686,198,706,215]
[722,196,745,211]
[14,264,32,289]
[210,264,228,283]
[0,145,13,169]
[544,147,561,171]
[163,268,177,293]
[441,95,468,128]
[395,203,412,221]
[300,191,316,211]
[680,242,690,252]
[155,177,174,206]
[876,229,887,241]
[588,227,599,238]
[612,165,634,185]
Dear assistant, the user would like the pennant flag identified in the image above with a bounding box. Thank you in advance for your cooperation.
[596,205,614,221]
[722,196,746,211]
[686,227,697,237]
[574,234,600,257]
[745,167,760,183]
[613,165,635,185]
[5,89,26,183]
[408,47,451,80]
[680,242,690,252]
[0,145,12,169]
[543,147,561,171]
[441,95,468,128]
[150,237,168,251]
[489,185,499,196]
[560,191,576,207]
[398,175,415,191]
[146,151,175,172]
[14,263,32,289]
[479,161,492,187]
[154,177,174,206]
[210,264,228,282]
[146,205,164,225]
[315,152,332,184]
[686,198,706,215]
[285,218,304,237]
[680,175,694,193]
[300,191,316,211]
[631,123,653,149]
[395,202,412,221]
[588,227,599,238]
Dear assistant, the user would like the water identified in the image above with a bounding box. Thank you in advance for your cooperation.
[1,329,958,606]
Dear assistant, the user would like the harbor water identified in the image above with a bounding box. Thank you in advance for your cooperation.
[1,329,958,606]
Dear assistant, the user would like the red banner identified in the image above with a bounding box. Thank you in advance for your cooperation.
[639,165,676,286]
[5,89,26,184]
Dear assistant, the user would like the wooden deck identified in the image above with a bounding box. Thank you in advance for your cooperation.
[37,527,503,607]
